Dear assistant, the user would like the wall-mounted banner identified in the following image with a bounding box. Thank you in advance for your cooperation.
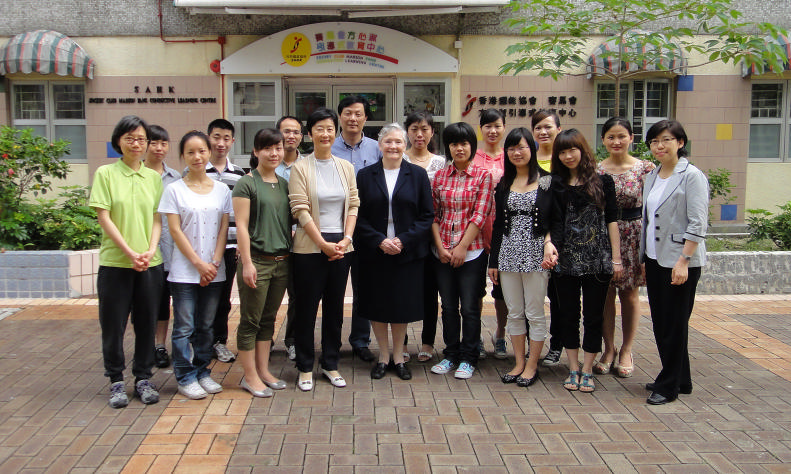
[222,22,458,74]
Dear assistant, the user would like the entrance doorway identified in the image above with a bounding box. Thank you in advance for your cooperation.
[286,79,394,144]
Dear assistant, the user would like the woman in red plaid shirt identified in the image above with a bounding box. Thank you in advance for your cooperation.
[429,122,494,380]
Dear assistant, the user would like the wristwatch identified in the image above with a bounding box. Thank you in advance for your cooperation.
[211,260,221,268]
[681,254,692,261]
[344,234,353,243]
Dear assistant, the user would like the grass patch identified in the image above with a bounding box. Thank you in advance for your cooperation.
[705,237,779,252]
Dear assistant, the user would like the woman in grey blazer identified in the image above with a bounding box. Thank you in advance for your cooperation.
[639,120,708,405]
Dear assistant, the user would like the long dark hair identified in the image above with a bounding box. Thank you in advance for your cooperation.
[500,127,544,192]
[551,129,604,208]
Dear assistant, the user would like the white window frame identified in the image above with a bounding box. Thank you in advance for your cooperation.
[11,80,87,162]
[594,79,672,149]
[397,77,451,154]
[226,76,283,165]
[748,80,789,163]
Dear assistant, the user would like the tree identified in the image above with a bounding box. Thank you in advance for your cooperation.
[500,0,790,113]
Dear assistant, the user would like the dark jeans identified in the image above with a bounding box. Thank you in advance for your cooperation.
[348,251,371,349]
[97,264,163,383]
[170,281,222,385]
[293,233,351,373]
[213,247,237,345]
[433,252,487,366]
[552,272,611,354]
[283,253,297,347]
[645,257,701,399]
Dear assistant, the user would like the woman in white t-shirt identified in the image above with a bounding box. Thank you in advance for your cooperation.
[158,131,232,400]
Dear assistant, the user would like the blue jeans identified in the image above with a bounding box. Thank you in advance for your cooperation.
[433,252,487,366]
[170,281,223,385]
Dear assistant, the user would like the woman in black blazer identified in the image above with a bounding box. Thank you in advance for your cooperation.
[355,123,435,381]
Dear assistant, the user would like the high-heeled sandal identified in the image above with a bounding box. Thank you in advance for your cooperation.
[615,352,634,378]
[592,348,617,375]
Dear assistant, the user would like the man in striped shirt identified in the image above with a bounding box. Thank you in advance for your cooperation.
[205,119,246,363]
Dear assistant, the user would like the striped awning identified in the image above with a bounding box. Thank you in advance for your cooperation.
[587,33,687,78]
[742,34,791,76]
[0,30,95,79]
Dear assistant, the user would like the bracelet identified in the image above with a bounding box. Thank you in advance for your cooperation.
[211,260,221,268]
[344,234,353,243]
[612,261,623,265]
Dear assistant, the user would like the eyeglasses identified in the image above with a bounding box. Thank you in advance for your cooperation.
[123,137,149,145]
[281,129,303,136]
[312,127,335,134]
[507,145,531,154]
[648,137,677,147]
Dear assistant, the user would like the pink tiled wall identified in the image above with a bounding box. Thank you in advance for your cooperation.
[68,249,100,297]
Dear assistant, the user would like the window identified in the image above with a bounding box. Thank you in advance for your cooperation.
[748,81,790,161]
[12,82,87,162]
[397,78,451,155]
[227,78,282,163]
[594,80,671,149]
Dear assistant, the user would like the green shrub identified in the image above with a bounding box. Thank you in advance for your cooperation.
[706,168,736,204]
[746,202,791,250]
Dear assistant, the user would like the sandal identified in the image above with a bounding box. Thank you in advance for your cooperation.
[417,347,434,362]
[563,371,580,391]
[615,352,634,378]
[592,348,617,375]
[579,372,595,393]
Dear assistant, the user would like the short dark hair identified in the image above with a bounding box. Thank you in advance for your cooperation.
[645,120,689,157]
[442,122,477,161]
[111,115,149,154]
[531,109,561,130]
[207,118,235,137]
[404,111,437,153]
[480,108,506,127]
[337,95,371,119]
[306,107,339,134]
[249,128,284,169]
[178,130,211,157]
[148,124,169,142]
[276,115,302,131]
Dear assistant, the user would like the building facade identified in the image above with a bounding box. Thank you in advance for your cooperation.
[1,0,790,221]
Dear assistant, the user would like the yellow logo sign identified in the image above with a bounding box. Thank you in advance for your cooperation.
[282,33,311,67]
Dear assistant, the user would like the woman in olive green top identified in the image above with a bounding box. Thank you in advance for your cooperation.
[89,115,164,409]
[233,128,292,398]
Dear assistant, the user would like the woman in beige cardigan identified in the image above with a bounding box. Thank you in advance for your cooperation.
[289,107,359,392]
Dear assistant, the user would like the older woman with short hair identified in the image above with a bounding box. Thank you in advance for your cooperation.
[355,123,434,380]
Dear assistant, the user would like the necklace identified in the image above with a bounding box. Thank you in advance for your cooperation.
[410,152,430,164]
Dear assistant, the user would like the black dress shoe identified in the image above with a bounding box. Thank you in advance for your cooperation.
[394,362,412,380]
[645,382,692,394]
[517,372,539,387]
[154,347,170,368]
[501,373,518,384]
[354,347,375,362]
[647,391,676,405]
[371,362,388,379]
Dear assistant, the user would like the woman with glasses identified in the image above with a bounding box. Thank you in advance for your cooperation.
[89,116,164,409]
[158,130,232,400]
[488,127,553,387]
[289,107,359,391]
[640,120,708,405]
[595,118,655,379]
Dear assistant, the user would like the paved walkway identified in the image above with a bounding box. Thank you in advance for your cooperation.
[1,295,790,473]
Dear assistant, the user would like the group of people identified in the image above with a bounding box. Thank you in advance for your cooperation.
[89,94,708,409]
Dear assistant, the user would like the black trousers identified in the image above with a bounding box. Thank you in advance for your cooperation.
[552,273,611,354]
[293,234,351,373]
[213,247,237,345]
[644,257,701,399]
[97,264,163,383]
[283,252,297,347]
[546,275,563,351]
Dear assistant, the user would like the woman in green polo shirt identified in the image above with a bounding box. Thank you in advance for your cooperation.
[89,115,164,409]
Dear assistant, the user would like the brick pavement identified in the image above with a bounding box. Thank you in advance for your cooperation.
[0,295,790,472]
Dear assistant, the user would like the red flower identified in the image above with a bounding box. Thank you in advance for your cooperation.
[7,169,14,176]
[1,154,7,159]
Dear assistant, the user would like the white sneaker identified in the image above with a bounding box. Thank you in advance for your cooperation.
[431,359,457,375]
[213,342,236,363]
[287,344,296,361]
[454,362,475,379]
[178,381,208,400]
[198,376,223,394]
